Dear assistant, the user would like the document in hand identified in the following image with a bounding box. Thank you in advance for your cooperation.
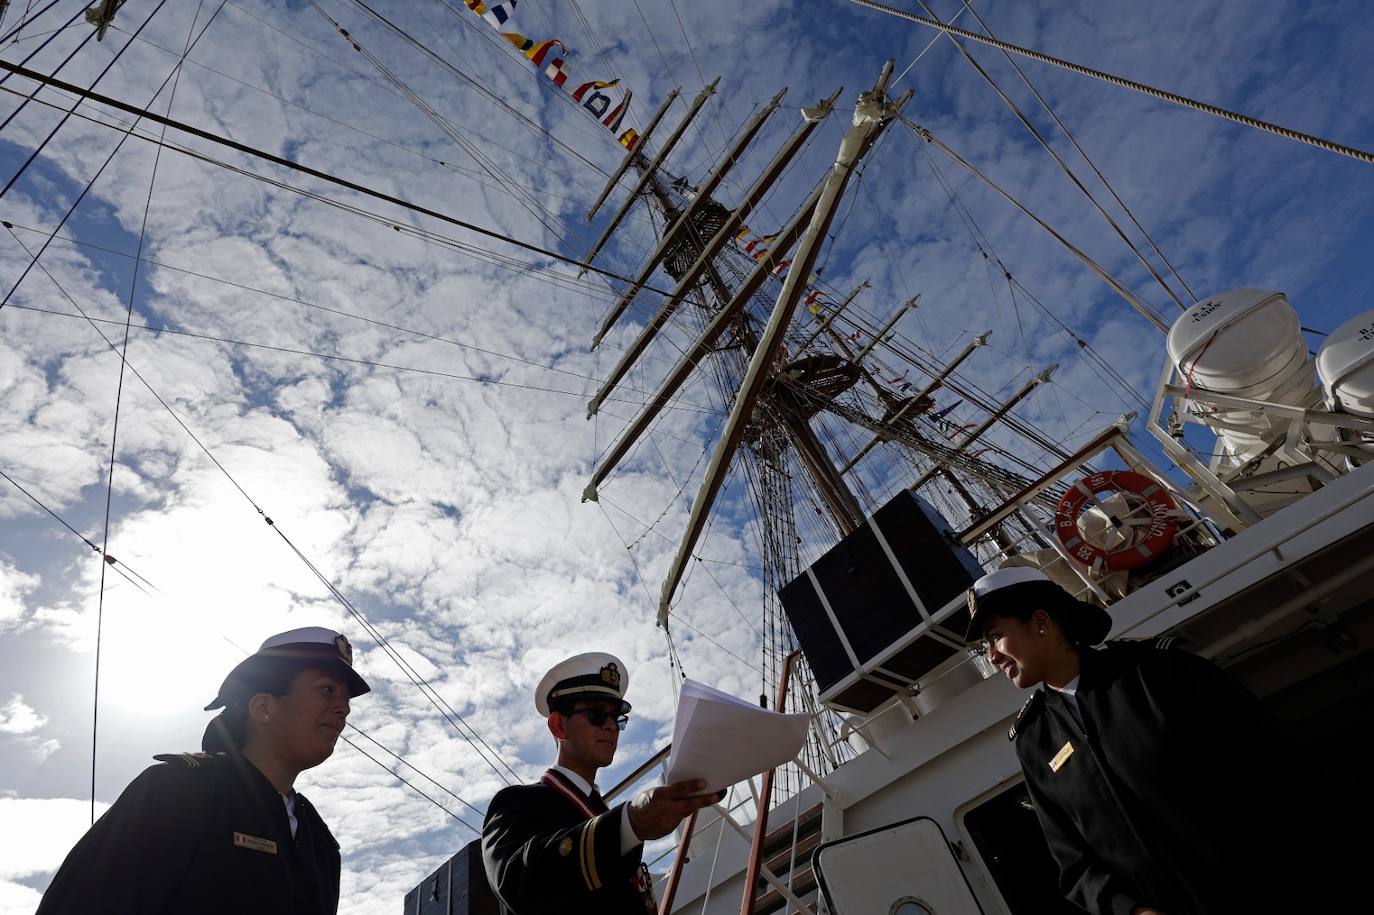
[664,678,813,795]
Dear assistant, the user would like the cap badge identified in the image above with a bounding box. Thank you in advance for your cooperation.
[966,590,977,614]
[600,662,621,691]
[335,634,354,666]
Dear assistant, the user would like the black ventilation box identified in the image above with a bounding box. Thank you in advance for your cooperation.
[403,840,499,915]
[779,489,982,713]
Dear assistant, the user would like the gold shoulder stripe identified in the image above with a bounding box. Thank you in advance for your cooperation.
[578,822,594,891]
[585,815,602,890]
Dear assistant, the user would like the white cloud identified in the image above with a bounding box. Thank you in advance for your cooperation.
[0,563,38,631]
[0,798,109,884]
[0,695,46,735]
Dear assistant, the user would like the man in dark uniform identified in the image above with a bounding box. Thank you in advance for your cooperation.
[37,626,370,915]
[482,652,718,914]
[968,567,1352,915]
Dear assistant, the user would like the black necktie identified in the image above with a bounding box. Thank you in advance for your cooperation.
[587,789,609,814]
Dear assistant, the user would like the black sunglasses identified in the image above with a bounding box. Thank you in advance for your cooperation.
[569,707,630,731]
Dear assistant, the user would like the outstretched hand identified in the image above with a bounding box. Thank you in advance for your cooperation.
[627,781,724,841]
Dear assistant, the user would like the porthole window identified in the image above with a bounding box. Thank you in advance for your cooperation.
[889,897,933,915]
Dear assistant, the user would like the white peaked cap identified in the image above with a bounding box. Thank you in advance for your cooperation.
[535,651,630,717]
[972,566,1053,596]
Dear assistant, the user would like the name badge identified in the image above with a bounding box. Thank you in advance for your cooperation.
[1049,740,1075,772]
[233,832,278,855]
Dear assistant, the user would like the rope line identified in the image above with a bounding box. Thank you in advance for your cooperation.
[848,0,1374,166]
[0,58,678,294]
[2,236,527,790]
[0,0,172,202]
[89,0,210,825]
[0,465,158,596]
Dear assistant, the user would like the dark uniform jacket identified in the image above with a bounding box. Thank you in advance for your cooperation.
[1013,640,1349,915]
[482,769,655,915]
[36,748,340,915]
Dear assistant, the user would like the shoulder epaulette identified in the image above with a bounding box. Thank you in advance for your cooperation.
[152,751,225,768]
[1008,691,1042,741]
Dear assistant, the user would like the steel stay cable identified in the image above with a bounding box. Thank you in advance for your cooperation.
[907,134,1152,411]
[3,231,527,789]
[0,0,61,43]
[0,94,708,358]
[848,0,1374,166]
[0,458,485,825]
[339,731,480,834]
[0,217,694,400]
[266,528,524,784]
[0,464,159,596]
[0,3,226,312]
[0,58,681,295]
[102,21,605,200]
[0,83,711,363]
[87,0,218,824]
[305,0,599,259]
[901,116,1171,332]
[343,722,486,821]
[0,2,92,99]
[345,0,611,175]
[955,0,1198,304]
[909,0,1186,312]
[3,299,722,416]
[0,0,172,202]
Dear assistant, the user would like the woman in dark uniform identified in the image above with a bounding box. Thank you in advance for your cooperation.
[37,626,370,915]
[967,567,1350,915]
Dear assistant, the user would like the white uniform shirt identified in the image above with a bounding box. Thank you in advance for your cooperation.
[550,765,641,854]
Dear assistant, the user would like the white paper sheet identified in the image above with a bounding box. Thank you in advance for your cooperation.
[663,678,813,794]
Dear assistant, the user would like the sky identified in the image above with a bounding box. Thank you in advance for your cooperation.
[1,0,1372,912]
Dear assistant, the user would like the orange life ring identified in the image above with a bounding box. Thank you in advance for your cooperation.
[1054,471,1179,572]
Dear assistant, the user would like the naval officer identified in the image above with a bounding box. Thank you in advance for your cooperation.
[482,652,718,914]
[37,627,370,915]
[968,567,1350,915]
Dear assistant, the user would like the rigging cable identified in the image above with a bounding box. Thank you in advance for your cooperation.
[956,0,1197,303]
[1,457,489,827]
[0,216,707,405]
[0,0,172,201]
[2,234,527,790]
[0,0,61,43]
[0,85,712,360]
[901,116,1172,332]
[4,299,721,415]
[847,0,1374,166]
[344,0,609,176]
[340,730,481,835]
[0,58,682,294]
[0,464,159,596]
[0,12,224,311]
[910,137,1152,411]
[106,19,606,199]
[0,2,92,101]
[909,0,1186,312]
[306,0,596,259]
[89,0,214,824]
